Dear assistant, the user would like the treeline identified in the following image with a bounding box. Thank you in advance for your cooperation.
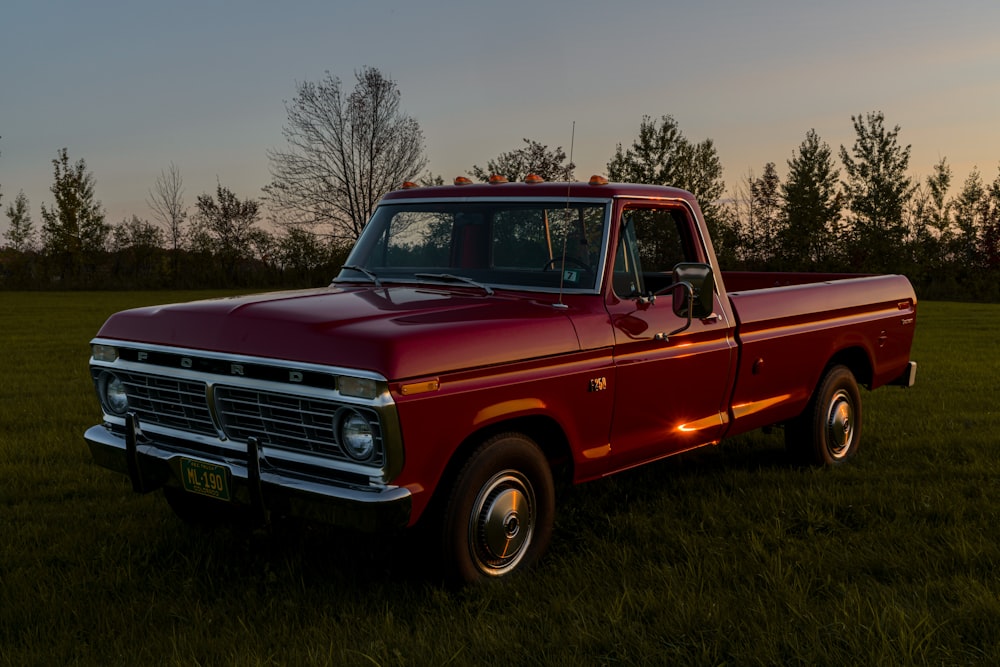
[2,69,999,300]
[0,160,352,291]
[602,113,1000,302]
[716,120,1000,302]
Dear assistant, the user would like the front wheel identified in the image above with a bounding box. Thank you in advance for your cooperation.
[786,365,863,466]
[441,433,555,584]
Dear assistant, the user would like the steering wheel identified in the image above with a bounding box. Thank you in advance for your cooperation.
[541,256,590,271]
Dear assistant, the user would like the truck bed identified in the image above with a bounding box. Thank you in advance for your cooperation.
[721,272,917,436]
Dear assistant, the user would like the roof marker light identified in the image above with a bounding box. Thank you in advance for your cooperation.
[524,173,544,184]
[488,174,508,184]
[589,175,609,186]
[454,176,473,186]
[400,181,419,189]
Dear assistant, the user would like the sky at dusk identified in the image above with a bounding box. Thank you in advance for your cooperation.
[2,0,999,230]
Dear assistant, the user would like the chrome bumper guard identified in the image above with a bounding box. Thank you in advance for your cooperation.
[85,417,412,532]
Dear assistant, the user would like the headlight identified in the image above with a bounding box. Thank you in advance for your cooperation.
[337,408,375,461]
[99,371,129,415]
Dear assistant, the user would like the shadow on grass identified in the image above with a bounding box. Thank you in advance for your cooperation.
[143,430,801,592]
[154,512,439,592]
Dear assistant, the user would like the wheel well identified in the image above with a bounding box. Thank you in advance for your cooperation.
[426,416,573,519]
[826,347,873,389]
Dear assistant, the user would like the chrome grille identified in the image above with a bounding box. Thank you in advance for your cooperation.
[93,366,384,466]
[214,387,382,463]
[98,369,216,436]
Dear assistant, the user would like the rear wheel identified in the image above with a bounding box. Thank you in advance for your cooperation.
[786,365,862,466]
[441,432,555,584]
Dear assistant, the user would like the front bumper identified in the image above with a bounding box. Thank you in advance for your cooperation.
[84,420,412,532]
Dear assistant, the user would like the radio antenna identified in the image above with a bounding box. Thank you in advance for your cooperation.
[568,121,575,183]
[555,121,576,309]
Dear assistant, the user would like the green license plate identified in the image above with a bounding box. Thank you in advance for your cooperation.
[179,458,231,501]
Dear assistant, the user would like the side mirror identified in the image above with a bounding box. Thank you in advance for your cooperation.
[646,263,716,341]
[670,263,715,319]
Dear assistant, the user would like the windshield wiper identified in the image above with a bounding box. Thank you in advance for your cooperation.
[414,273,494,296]
[340,265,381,288]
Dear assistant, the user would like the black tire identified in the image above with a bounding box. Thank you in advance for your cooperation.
[786,365,863,466]
[441,432,555,584]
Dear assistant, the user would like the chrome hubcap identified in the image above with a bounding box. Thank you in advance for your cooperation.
[825,389,855,459]
[470,471,535,576]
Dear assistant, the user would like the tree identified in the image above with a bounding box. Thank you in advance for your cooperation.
[275,226,340,286]
[725,163,783,268]
[192,183,262,285]
[839,112,914,272]
[147,163,186,282]
[607,115,724,199]
[607,115,685,185]
[906,159,954,296]
[2,189,39,288]
[608,115,725,235]
[419,172,446,187]
[111,215,164,253]
[941,167,1000,299]
[951,168,986,267]
[4,190,35,252]
[110,215,165,287]
[780,129,841,268]
[469,138,575,183]
[923,158,953,237]
[983,170,1000,274]
[723,176,752,268]
[747,162,783,267]
[40,148,109,283]
[265,67,427,242]
[680,138,727,218]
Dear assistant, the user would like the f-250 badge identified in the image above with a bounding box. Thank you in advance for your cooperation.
[589,377,608,392]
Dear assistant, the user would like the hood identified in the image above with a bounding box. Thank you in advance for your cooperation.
[95,286,583,380]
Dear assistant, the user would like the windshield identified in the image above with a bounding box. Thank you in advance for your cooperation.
[337,200,610,293]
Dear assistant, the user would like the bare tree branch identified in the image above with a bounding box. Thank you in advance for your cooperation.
[265,67,427,243]
[147,163,186,251]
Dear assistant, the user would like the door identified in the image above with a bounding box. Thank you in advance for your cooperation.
[606,203,736,470]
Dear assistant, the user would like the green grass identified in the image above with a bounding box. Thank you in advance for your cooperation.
[2,293,999,665]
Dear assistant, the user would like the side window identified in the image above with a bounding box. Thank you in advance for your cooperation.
[613,219,642,297]
[612,207,695,298]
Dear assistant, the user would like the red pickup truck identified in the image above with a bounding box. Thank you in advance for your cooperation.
[85,178,917,583]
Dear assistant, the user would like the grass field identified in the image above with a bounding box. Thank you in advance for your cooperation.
[1,292,998,666]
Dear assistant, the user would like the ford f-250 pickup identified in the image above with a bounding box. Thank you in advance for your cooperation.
[85,176,917,583]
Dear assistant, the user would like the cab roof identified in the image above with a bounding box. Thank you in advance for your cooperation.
[380,180,697,203]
